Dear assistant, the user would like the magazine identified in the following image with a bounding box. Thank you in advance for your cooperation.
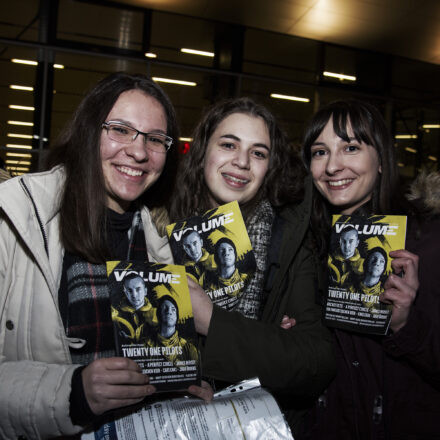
[81,378,294,440]
[324,214,407,335]
[107,261,201,391]
[166,201,256,311]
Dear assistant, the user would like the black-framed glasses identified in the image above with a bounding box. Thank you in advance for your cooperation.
[102,121,173,153]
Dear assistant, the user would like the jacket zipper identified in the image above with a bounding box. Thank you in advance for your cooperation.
[19,178,49,257]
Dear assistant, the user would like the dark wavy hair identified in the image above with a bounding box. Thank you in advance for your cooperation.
[168,97,305,223]
[302,99,406,258]
[47,72,179,263]
[213,237,237,267]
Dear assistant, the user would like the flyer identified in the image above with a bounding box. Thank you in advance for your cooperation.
[82,378,294,440]
[324,214,407,335]
[107,261,200,391]
[166,200,256,310]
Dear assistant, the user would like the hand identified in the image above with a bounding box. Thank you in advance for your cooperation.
[82,357,155,415]
[280,315,296,329]
[187,276,213,336]
[380,249,419,333]
[187,380,214,402]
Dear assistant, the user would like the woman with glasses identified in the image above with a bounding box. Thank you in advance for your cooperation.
[155,97,335,437]
[0,72,211,439]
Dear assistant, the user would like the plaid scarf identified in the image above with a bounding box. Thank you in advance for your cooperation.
[59,209,148,365]
[234,200,275,319]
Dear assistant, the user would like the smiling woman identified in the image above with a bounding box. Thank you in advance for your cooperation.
[302,99,440,439]
[160,97,335,437]
[0,72,213,439]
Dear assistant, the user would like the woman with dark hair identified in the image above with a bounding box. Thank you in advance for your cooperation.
[0,72,210,439]
[158,97,335,436]
[302,99,440,439]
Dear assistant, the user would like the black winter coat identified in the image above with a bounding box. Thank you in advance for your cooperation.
[308,174,440,440]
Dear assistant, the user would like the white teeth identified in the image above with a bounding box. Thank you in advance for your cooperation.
[223,174,248,184]
[117,166,143,177]
[328,179,353,187]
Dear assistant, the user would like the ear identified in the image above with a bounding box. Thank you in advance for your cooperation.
[378,164,382,173]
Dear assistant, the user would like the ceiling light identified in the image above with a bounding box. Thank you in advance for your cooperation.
[7,133,33,139]
[9,105,35,111]
[145,52,157,58]
[6,160,31,165]
[179,137,193,142]
[181,48,214,57]
[8,120,33,126]
[428,155,438,161]
[6,152,32,158]
[7,166,29,172]
[395,134,417,139]
[152,77,197,86]
[6,144,32,149]
[422,124,440,129]
[11,58,37,66]
[10,85,34,91]
[54,64,64,69]
[323,71,356,81]
[270,93,310,103]
[405,147,417,153]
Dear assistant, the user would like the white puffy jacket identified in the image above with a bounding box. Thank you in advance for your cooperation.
[0,166,172,439]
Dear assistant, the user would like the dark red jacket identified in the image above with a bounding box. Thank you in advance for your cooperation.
[307,200,440,439]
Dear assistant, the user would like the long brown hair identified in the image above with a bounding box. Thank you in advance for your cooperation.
[47,72,178,263]
[302,99,407,257]
[168,97,305,223]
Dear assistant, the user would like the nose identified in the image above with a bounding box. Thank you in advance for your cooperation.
[232,148,250,169]
[325,151,343,175]
[125,134,149,162]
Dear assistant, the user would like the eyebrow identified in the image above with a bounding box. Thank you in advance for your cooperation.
[108,119,167,135]
[220,134,270,151]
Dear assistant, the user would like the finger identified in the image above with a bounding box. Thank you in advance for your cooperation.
[389,249,419,264]
[93,383,156,401]
[187,381,213,402]
[100,357,142,372]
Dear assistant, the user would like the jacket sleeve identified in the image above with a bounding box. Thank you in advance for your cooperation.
[201,244,336,400]
[0,212,83,439]
[382,217,440,390]
[0,359,83,439]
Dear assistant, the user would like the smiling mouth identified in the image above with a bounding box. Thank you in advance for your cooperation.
[222,173,249,185]
[116,165,143,177]
[328,179,354,187]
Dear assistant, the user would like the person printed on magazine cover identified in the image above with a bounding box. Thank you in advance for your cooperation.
[301,99,440,439]
[201,237,248,302]
[111,273,158,343]
[156,97,335,438]
[355,247,388,310]
[146,295,199,366]
[0,73,212,439]
[182,229,216,282]
[328,225,364,288]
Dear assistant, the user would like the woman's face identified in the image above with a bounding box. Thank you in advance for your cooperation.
[310,117,381,214]
[203,112,271,207]
[100,89,168,213]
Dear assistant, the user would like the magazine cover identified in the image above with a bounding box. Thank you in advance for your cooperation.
[324,214,407,335]
[166,200,256,310]
[107,261,201,391]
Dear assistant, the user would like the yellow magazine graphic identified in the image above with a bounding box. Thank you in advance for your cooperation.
[166,201,256,310]
[107,261,200,391]
[325,214,407,335]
